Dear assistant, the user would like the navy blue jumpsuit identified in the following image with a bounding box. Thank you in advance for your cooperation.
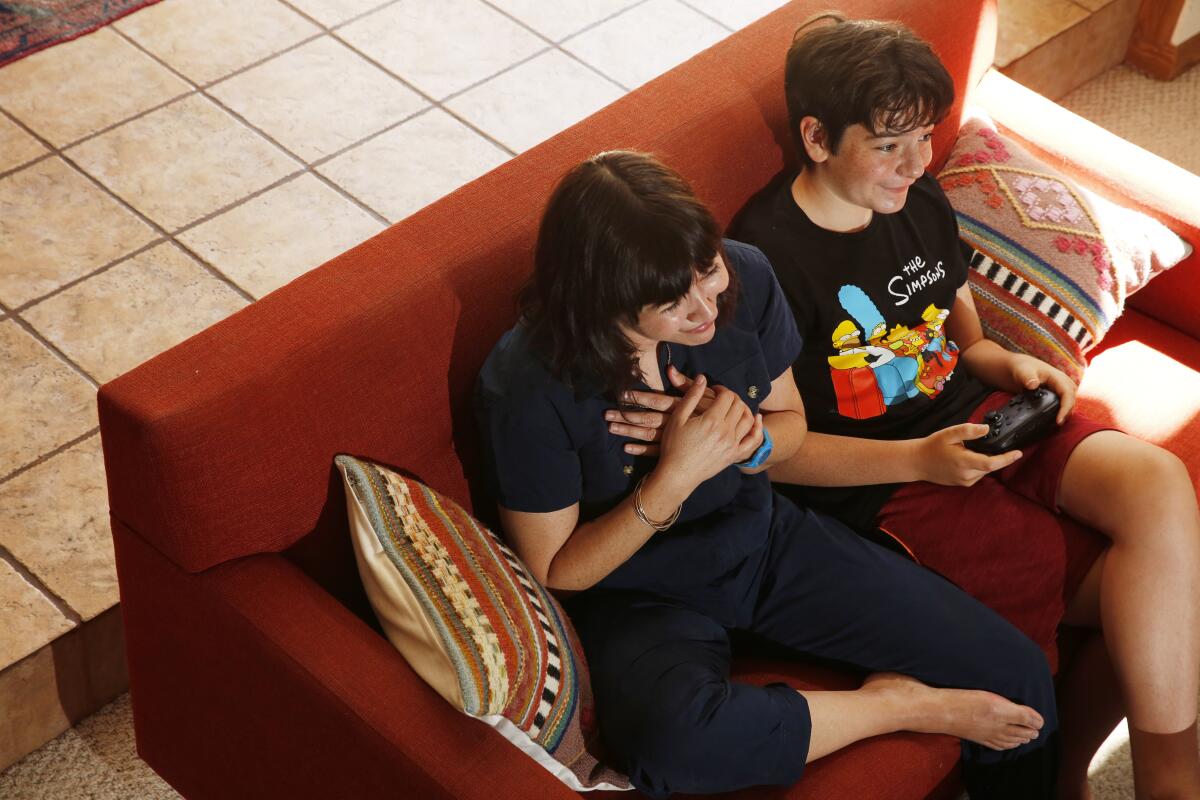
[476,240,1059,798]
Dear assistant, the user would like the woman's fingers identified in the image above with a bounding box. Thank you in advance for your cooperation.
[675,374,708,421]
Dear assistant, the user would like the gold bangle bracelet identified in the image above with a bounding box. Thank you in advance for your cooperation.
[633,475,682,532]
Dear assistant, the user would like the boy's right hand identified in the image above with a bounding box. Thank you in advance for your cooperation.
[917,423,1022,486]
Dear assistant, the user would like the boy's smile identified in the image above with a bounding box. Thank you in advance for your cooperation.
[792,120,934,232]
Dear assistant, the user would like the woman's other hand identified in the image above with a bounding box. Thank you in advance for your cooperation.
[658,376,759,489]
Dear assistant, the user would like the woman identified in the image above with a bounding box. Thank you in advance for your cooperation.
[476,151,1055,798]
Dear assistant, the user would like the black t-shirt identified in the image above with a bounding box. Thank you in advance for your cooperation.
[475,240,803,622]
[731,171,991,531]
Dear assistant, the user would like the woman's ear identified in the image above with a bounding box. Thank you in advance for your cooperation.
[798,116,830,163]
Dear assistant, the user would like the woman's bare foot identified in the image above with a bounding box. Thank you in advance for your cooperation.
[862,672,1043,751]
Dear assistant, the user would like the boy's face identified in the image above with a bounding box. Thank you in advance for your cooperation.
[810,121,934,214]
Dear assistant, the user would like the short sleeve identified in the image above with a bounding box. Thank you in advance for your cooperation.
[476,385,582,514]
[725,239,803,380]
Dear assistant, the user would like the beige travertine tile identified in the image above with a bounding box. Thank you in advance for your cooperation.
[486,0,640,41]
[0,29,191,148]
[286,0,390,27]
[0,321,96,476]
[318,109,509,222]
[446,49,623,152]
[23,243,248,384]
[178,173,385,298]
[995,0,1090,67]
[66,95,299,231]
[114,0,320,86]
[209,36,427,163]
[337,0,545,99]
[563,0,728,89]
[0,116,47,174]
[679,0,790,30]
[0,609,131,774]
[0,158,158,307]
[0,646,71,773]
[0,437,115,622]
[1001,0,1139,99]
[0,561,75,669]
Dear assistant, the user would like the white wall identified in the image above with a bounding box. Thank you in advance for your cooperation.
[1173,0,1200,45]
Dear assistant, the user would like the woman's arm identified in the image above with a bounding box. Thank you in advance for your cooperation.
[504,376,759,592]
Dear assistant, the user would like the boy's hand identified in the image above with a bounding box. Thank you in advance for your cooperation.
[917,423,1023,486]
[1007,354,1077,424]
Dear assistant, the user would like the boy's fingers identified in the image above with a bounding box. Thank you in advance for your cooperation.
[988,450,1022,471]
[948,422,990,443]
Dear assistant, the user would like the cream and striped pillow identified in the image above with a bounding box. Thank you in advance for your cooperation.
[336,454,629,791]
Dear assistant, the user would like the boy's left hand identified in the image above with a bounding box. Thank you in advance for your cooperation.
[1008,354,1077,423]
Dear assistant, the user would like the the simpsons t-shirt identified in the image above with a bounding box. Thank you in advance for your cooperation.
[732,170,992,531]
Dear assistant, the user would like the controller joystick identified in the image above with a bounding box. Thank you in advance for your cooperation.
[965,388,1061,455]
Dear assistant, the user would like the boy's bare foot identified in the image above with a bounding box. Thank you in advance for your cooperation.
[862,672,1043,751]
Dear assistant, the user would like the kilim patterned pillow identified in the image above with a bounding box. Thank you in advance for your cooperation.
[335,455,630,791]
[937,115,1191,383]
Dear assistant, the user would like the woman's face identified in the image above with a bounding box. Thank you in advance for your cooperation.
[624,254,729,351]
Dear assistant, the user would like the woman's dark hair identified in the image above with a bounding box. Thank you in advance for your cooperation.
[518,150,737,398]
[785,13,955,170]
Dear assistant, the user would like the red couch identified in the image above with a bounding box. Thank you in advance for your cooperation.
[99,0,1200,797]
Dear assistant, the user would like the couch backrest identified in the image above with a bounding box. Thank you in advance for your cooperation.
[98,0,996,574]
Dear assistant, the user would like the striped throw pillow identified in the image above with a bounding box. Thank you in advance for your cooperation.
[336,455,630,791]
[938,115,1190,383]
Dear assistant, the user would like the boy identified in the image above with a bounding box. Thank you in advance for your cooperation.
[730,14,1200,800]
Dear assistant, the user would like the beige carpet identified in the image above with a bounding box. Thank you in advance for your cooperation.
[0,695,176,799]
[1060,62,1200,176]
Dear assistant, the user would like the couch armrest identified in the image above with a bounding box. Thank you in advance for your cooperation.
[970,68,1200,340]
[114,518,577,800]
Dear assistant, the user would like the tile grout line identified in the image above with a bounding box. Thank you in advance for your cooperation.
[12,237,168,315]
[104,27,403,232]
[0,301,102,390]
[674,0,737,33]
[0,542,84,626]
[0,428,100,493]
[473,0,648,93]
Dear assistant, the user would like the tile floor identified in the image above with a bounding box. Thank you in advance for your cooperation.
[0,0,790,772]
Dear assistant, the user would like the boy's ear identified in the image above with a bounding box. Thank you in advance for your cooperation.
[798,116,831,163]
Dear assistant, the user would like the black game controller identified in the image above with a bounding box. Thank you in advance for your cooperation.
[965,387,1061,455]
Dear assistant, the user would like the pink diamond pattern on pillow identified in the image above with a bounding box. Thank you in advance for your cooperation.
[938,116,1191,383]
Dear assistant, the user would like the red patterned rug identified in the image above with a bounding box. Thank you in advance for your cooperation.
[1,0,163,67]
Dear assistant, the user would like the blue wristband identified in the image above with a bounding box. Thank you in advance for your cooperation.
[736,426,773,469]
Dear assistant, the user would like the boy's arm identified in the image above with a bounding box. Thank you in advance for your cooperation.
[767,425,1019,488]
[946,283,1077,423]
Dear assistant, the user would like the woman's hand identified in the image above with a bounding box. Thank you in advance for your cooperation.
[915,423,1023,486]
[1005,354,1077,424]
[657,375,761,489]
[605,365,716,455]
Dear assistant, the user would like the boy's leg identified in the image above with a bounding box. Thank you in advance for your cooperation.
[752,496,1061,799]
[1056,430,1200,796]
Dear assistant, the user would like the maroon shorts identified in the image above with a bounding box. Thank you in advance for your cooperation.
[876,391,1114,663]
